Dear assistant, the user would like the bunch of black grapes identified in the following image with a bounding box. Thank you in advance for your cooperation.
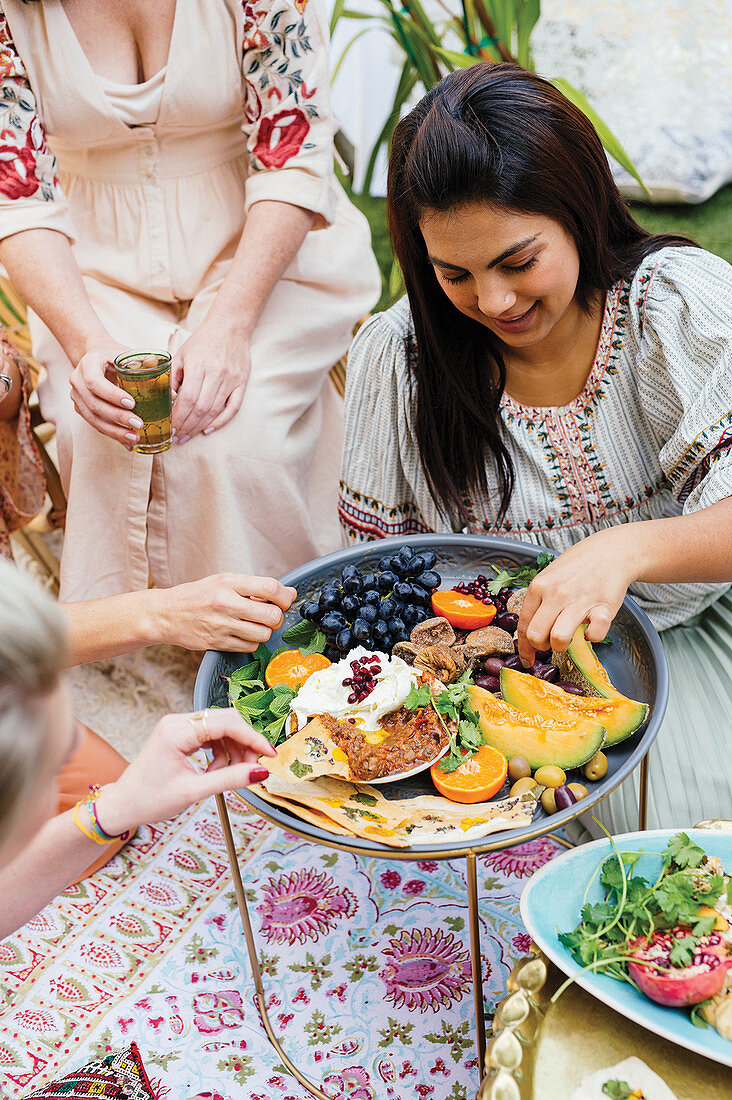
[299,546,442,660]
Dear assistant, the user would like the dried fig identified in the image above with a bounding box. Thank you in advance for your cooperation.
[410,616,456,648]
[506,588,527,614]
[463,625,514,656]
[414,644,459,683]
[391,640,421,664]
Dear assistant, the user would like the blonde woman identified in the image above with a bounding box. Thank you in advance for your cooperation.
[0,558,274,937]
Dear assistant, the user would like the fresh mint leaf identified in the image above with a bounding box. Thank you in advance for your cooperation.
[281,620,327,655]
[300,628,327,656]
[290,760,313,778]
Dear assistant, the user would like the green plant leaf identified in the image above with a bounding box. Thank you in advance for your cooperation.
[432,46,476,70]
[363,60,418,194]
[515,0,540,69]
[550,79,648,194]
[331,26,374,84]
[329,0,346,35]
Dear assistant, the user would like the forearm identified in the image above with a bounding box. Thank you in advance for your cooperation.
[608,497,732,585]
[0,810,104,939]
[62,589,161,666]
[0,229,110,363]
[204,200,315,335]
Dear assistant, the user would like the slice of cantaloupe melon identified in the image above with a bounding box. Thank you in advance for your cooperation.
[499,666,648,748]
[467,685,606,770]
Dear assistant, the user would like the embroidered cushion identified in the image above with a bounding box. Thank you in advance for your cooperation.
[21,1043,155,1100]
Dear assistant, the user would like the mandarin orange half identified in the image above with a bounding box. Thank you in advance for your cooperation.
[431,744,508,803]
[264,649,331,690]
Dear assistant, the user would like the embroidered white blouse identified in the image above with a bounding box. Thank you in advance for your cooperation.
[340,246,732,630]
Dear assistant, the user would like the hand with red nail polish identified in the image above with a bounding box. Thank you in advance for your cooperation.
[94,708,277,838]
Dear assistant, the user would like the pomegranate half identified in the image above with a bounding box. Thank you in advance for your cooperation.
[627,929,732,1008]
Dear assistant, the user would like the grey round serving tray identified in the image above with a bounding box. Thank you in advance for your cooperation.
[194,534,669,857]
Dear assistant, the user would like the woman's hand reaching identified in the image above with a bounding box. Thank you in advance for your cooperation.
[516,528,638,666]
[171,318,251,441]
[93,708,276,838]
[69,340,145,448]
[151,573,297,652]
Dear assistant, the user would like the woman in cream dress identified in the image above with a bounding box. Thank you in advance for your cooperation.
[0,0,380,599]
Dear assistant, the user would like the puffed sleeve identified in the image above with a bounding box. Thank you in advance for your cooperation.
[340,303,448,542]
[633,246,732,513]
[0,8,72,240]
[238,0,338,228]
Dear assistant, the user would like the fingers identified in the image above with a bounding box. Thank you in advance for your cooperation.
[176,375,228,440]
[70,361,144,443]
[171,361,204,437]
[585,604,613,644]
[166,707,277,759]
[188,758,272,801]
[231,575,297,612]
[201,386,245,436]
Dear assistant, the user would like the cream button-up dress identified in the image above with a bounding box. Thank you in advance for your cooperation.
[0,0,381,599]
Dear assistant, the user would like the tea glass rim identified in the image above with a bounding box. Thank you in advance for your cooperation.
[113,349,172,377]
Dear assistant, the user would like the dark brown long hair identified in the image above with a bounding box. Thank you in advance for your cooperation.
[388,63,694,527]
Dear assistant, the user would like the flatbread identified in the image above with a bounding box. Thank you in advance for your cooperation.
[271,716,352,782]
[249,783,354,836]
[260,771,539,848]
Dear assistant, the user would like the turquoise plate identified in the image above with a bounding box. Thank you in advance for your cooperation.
[520,829,732,1068]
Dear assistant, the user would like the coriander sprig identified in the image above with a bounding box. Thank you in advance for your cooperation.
[553,825,726,1003]
[403,670,485,773]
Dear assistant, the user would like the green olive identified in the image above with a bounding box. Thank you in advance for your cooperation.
[567,781,589,801]
[507,755,531,782]
[510,776,538,797]
[534,765,567,788]
[541,787,558,814]
[583,751,608,782]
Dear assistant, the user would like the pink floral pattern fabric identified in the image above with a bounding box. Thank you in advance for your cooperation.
[0,793,560,1097]
[0,12,61,204]
[240,0,336,222]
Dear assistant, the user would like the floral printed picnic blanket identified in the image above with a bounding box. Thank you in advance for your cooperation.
[0,793,560,1099]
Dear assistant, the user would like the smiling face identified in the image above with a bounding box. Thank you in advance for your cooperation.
[419,202,583,352]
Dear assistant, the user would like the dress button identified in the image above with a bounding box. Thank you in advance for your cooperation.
[144,145,154,156]
[145,168,155,179]
[153,263,164,274]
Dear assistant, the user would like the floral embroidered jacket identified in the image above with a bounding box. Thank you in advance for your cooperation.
[340,247,732,629]
[0,0,338,241]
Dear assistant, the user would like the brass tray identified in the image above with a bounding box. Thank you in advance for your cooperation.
[480,952,730,1100]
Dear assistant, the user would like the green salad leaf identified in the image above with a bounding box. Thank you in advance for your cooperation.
[552,825,728,1007]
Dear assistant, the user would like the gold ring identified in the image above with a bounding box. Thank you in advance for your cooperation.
[187,708,210,746]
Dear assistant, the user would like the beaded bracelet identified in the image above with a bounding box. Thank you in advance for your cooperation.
[72,785,130,846]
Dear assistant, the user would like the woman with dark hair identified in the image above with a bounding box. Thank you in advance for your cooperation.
[340,63,732,834]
